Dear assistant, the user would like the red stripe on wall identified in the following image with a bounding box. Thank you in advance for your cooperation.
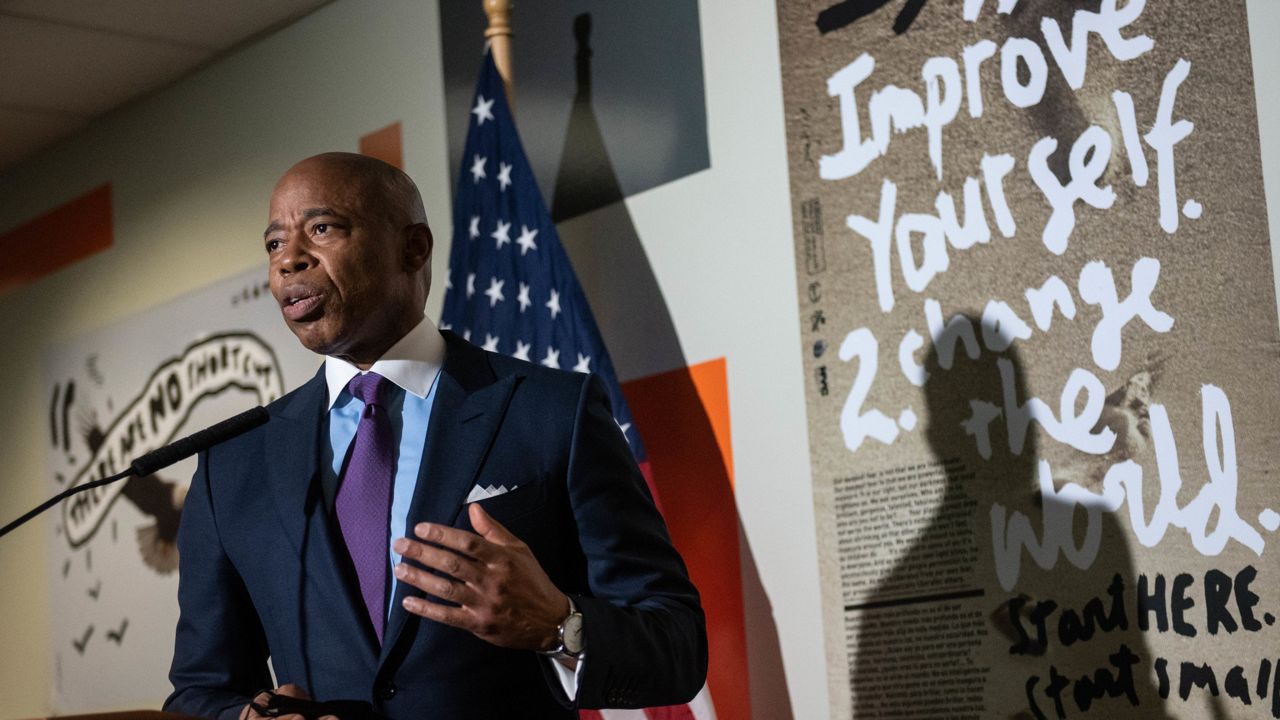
[644,703,698,720]
[623,357,750,720]
[0,183,112,294]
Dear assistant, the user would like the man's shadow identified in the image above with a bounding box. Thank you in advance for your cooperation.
[552,13,794,720]
[851,318,1176,719]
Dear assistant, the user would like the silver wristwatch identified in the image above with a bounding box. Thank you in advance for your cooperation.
[539,597,585,659]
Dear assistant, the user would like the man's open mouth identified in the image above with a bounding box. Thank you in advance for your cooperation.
[282,292,323,321]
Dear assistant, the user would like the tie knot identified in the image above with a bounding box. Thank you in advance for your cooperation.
[347,372,388,406]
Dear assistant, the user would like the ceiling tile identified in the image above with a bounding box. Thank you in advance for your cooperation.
[0,0,332,49]
[0,0,334,174]
[0,107,89,169]
[0,14,212,115]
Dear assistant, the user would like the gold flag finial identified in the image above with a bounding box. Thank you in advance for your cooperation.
[483,0,514,111]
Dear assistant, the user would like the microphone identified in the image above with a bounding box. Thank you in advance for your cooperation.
[0,405,270,540]
[130,406,269,476]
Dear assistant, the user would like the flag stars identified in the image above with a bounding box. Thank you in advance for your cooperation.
[513,340,532,362]
[484,277,505,307]
[497,162,513,191]
[515,225,538,256]
[541,347,561,369]
[517,282,532,312]
[546,288,562,320]
[468,215,480,240]
[615,418,632,443]
[466,273,476,299]
[471,94,495,125]
[491,219,512,249]
[470,154,487,183]
[482,333,500,352]
[573,353,591,373]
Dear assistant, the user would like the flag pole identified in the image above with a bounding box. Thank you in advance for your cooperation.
[483,0,515,112]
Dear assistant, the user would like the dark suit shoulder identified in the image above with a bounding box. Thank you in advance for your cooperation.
[443,330,589,399]
[488,349,589,390]
[267,364,326,415]
[206,365,324,457]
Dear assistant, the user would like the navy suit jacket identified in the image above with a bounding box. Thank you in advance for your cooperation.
[165,331,706,719]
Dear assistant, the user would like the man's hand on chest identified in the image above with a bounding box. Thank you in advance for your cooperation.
[391,501,571,652]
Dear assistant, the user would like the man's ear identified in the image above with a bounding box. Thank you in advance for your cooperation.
[403,222,434,272]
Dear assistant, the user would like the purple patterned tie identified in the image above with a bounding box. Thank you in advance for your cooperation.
[335,372,394,643]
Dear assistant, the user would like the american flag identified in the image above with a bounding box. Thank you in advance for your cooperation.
[440,50,641,460]
[441,52,715,720]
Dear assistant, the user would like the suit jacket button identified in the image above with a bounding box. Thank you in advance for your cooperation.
[377,682,397,700]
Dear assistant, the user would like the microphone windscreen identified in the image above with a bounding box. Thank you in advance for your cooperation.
[129,406,270,477]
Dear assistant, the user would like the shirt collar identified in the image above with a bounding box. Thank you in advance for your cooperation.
[323,316,446,409]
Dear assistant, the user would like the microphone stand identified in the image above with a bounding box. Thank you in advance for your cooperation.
[0,467,135,539]
[0,405,269,540]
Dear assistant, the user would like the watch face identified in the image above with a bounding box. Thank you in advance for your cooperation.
[563,613,585,655]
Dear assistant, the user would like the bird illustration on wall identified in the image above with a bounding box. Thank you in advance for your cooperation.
[81,414,186,574]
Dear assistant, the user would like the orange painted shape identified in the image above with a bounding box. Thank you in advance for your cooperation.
[623,357,750,720]
[0,183,112,294]
[359,122,404,170]
[687,357,734,488]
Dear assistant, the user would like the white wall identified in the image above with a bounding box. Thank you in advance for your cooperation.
[0,1,1276,719]
[1250,0,1280,320]
[613,1,826,715]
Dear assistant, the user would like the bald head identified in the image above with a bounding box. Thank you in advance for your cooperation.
[264,152,435,367]
[281,152,427,226]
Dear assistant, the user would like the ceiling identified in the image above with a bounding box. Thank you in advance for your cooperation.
[0,0,334,171]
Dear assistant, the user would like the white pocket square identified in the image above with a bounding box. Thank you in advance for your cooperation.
[465,483,518,504]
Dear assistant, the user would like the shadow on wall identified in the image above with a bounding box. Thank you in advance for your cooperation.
[849,316,1196,719]
[551,14,620,223]
[552,13,794,720]
[439,0,709,218]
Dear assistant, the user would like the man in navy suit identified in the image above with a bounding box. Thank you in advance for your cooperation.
[164,153,706,719]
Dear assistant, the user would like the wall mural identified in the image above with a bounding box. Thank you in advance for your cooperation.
[44,269,319,713]
[776,1,1280,717]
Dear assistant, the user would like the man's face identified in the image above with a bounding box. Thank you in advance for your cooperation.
[264,160,420,362]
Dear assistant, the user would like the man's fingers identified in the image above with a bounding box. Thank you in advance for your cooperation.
[243,684,310,720]
[394,562,480,605]
[275,683,311,699]
[401,595,480,633]
[469,502,519,545]
[401,592,525,642]
[410,521,493,559]
[394,537,481,582]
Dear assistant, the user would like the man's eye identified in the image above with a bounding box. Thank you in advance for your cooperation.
[313,223,329,235]
[265,239,282,253]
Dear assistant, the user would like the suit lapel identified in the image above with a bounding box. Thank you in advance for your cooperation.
[380,333,521,666]
[264,370,324,554]
[266,367,380,663]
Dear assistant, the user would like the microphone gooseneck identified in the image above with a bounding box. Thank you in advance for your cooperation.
[0,405,270,540]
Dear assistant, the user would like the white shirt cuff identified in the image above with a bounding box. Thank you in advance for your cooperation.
[546,653,585,700]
